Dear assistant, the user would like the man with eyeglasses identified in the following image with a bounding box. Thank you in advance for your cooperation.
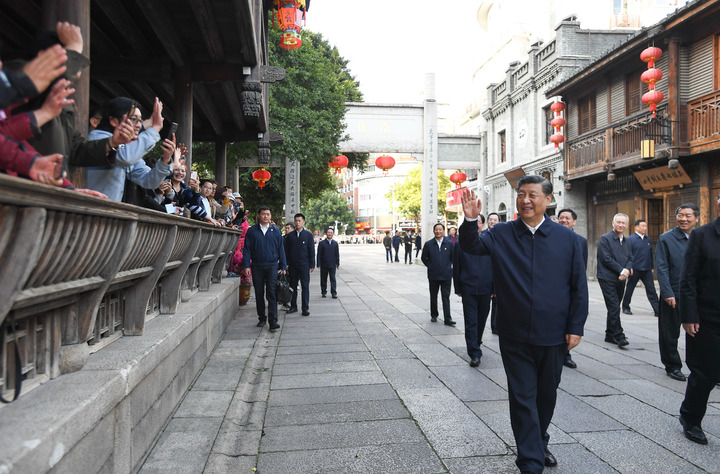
[678,195,720,445]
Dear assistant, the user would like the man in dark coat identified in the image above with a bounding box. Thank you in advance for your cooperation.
[392,230,401,262]
[383,231,393,262]
[656,203,698,382]
[597,213,633,347]
[242,207,287,331]
[414,231,422,258]
[460,175,588,473]
[453,214,492,367]
[284,213,315,316]
[557,208,588,369]
[317,227,340,298]
[622,219,660,316]
[421,223,456,325]
[403,231,413,264]
[678,196,720,446]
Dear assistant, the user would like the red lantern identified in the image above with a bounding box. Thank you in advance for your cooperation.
[641,68,663,90]
[375,155,396,175]
[274,0,306,50]
[642,90,664,118]
[640,46,662,69]
[449,171,467,189]
[252,168,271,188]
[549,100,565,148]
[329,154,349,175]
[550,101,566,113]
[550,117,566,129]
[550,134,565,147]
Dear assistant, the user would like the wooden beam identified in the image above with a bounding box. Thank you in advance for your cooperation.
[193,83,224,136]
[139,0,187,67]
[221,82,246,132]
[90,58,173,82]
[193,127,261,142]
[192,64,249,82]
[188,0,225,62]
[215,138,227,186]
[233,0,258,66]
[93,0,153,56]
[175,68,194,171]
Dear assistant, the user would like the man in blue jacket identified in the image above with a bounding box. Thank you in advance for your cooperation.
[622,219,660,317]
[460,175,588,473]
[285,213,315,316]
[317,227,340,298]
[656,204,698,382]
[421,223,456,325]
[392,230,401,262]
[453,214,492,367]
[242,206,287,331]
[597,214,633,347]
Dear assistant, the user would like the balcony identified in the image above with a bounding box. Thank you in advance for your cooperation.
[688,89,720,152]
[0,174,240,400]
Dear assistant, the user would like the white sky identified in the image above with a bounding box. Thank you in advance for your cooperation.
[305,0,483,110]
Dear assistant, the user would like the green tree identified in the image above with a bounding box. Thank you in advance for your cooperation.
[387,165,452,225]
[304,190,355,234]
[192,27,366,220]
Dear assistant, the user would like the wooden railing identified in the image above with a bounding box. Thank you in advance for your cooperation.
[688,89,720,145]
[567,129,607,170]
[0,174,240,400]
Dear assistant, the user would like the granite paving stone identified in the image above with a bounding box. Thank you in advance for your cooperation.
[275,343,368,356]
[429,365,507,402]
[271,359,379,376]
[267,383,398,407]
[264,399,410,426]
[174,390,234,418]
[139,417,222,474]
[376,358,445,389]
[270,370,387,389]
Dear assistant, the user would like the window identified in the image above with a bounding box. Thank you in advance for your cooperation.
[499,130,506,163]
[544,106,554,145]
[625,70,644,116]
[577,94,596,135]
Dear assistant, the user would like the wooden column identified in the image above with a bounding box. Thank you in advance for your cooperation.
[667,38,681,149]
[215,138,227,186]
[174,68,194,175]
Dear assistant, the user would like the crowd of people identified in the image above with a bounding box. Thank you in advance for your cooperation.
[0,22,247,229]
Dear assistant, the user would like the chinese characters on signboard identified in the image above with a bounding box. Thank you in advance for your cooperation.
[632,164,692,191]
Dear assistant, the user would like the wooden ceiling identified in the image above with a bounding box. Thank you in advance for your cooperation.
[0,0,283,142]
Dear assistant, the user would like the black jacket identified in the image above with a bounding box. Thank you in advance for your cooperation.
[421,237,453,281]
[317,238,340,268]
[596,231,633,281]
[655,226,689,298]
[680,217,720,325]
[284,228,315,269]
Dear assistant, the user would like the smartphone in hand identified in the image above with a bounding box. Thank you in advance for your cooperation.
[166,122,178,140]
[190,171,198,181]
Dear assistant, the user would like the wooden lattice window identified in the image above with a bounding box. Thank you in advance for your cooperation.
[625,70,644,116]
[544,106,554,145]
[578,94,597,135]
[499,130,506,163]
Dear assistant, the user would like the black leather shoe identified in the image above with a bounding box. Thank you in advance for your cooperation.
[256,320,266,328]
[667,369,687,381]
[604,335,617,343]
[444,319,456,326]
[269,322,280,331]
[302,310,310,316]
[321,294,327,298]
[282,303,290,308]
[680,416,708,445]
[332,295,337,299]
[564,356,577,369]
[431,317,438,322]
[544,448,557,467]
[469,357,480,367]
[622,308,633,315]
[617,337,629,347]
[287,307,298,314]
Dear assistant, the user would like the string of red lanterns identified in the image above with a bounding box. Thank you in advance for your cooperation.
[329,154,349,175]
[252,168,271,188]
[375,155,395,175]
[449,171,467,189]
[549,100,566,148]
[273,0,306,50]
[641,46,664,118]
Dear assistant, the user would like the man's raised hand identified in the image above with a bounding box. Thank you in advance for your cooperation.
[460,189,482,219]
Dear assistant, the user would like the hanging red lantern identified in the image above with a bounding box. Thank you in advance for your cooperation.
[329,154,349,175]
[449,171,467,189]
[375,155,396,175]
[550,117,566,129]
[641,68,663,90]
[550,101,566,113]
[549,100,565,148]
[640,46,662,69]
[252,168,271,188]
[550,134,565,147]
[274,0,306,50]
[642,90,665,118]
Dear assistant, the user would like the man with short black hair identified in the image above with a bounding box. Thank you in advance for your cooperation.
[285,213,315,316]
[383,231,393,262]
[421,223,455,325]
[317,227,340,298]
[485,212,500,334]
[656,204,699,382]
[392,230,401,262]
[242,207,287,331]
[622,219,660,317]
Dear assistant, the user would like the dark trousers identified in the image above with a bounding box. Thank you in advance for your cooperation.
[429,279,451,320]
[320,267,337,296]
[404,245,412,263]
[499,337,565,474]
[599,278,627,340]
[462,293,491,358]
[385,247,393,262]
[251,265,277,323]
[658,295,682,372]
[415,246,420,258]
[622,269,659,314]
[490,295,498,333]
[393,246,400,261]
[680,323,720,427]
[289,266,310,311]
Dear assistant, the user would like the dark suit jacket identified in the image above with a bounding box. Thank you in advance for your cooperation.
[284,228,315,269]
[317,238,340,268]
[421,237,453,281]
[392,235,401,249]
[459,217,588,346]
[628,233,654,271]
[680,217,720,325]
[415,234,422,249]
[453,237,493,296]
[596,231,633,281]
[655,226,688,298]
[576,233,588,269]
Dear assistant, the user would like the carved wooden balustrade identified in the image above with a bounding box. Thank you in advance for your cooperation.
[0,174,240,400]
[688,89,720,148]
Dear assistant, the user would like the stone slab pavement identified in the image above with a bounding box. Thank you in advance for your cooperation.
[140,244,720,473]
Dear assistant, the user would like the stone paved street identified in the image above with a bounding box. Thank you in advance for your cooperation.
[140,244,720,473]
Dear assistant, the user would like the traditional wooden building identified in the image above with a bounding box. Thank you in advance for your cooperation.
[546,0,720,274]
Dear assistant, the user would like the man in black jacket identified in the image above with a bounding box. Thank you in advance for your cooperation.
[392,230,401,262]
[656,204,698,382]
[621,219,660,316]
[421,223,455,325]
[403,232,413,264]
[285,213,315,316]
[597,213,633,347]
[678,195,720,445]
[317,227,340,298]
